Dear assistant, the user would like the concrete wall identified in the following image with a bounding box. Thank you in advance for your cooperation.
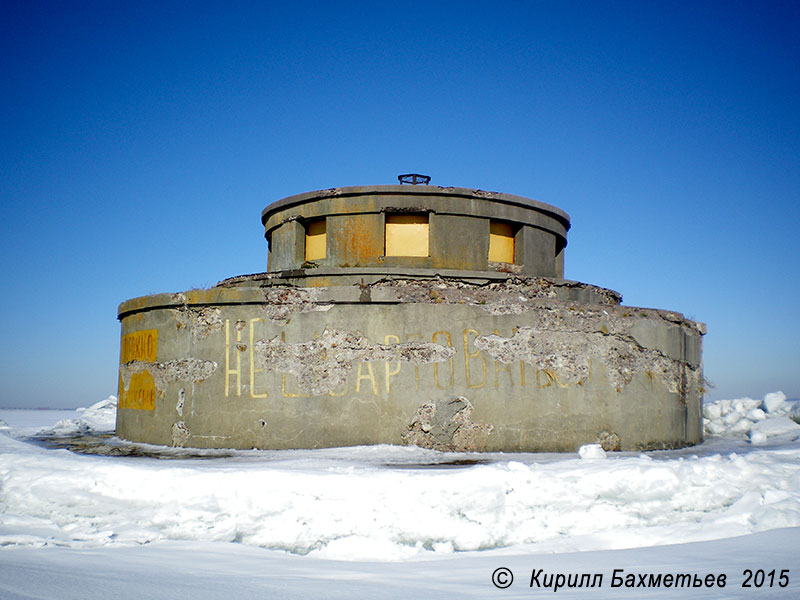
[429,214,489,271]
[516,226,558,278]
[327,213,384,267]
[267,220,304,272]
[117,279,705,453]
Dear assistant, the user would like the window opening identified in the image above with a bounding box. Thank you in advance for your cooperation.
[304,219,327,261]
[385,214,429,257]
[488,221,515,263]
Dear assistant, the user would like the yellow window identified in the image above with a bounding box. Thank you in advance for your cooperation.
[385,214,429,257]
[305,219,327,261]
[488,221,515,263]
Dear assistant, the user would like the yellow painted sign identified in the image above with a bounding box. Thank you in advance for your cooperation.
[119,329,158,410]
[120,329,158,362]
[119,372,156,410]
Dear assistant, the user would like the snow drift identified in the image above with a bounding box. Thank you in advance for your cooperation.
[1,392,799,561]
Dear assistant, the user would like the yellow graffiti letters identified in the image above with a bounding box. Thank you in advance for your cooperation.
[463,329,486,389]
[121,329,157,362]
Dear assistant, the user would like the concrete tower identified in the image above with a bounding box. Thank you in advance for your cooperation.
[117,183,705,451]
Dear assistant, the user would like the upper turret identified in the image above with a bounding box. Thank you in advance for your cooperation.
[261,185,569,279]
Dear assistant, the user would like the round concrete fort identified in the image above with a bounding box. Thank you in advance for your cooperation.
[116,183,706,452]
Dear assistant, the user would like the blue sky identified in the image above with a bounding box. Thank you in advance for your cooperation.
[1,1,798,408]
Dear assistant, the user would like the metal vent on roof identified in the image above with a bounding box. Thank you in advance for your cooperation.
[397,173,431,185]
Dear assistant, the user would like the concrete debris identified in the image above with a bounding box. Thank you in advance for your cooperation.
[171,306,224,341]
[120,359,218,397]
[598,430,621,452]
[215,272,282,287]
[261,287,333,324]
[401,396,493,451]
[368,277,622,313]
[253,328,455,396]
[171,420,190,447]
[488,261,523,274]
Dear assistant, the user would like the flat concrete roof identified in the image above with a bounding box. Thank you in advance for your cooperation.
[261,185,570,228]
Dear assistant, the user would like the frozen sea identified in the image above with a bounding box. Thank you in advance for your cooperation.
[1,394,800,599]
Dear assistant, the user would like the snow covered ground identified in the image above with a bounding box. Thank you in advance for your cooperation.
[2,394,799,598]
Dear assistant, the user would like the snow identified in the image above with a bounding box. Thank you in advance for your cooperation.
[2,391,800,598]
[2,530,798,599]
[36,395,117,436]
[703,390,800,439]
[578,443,607,459]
